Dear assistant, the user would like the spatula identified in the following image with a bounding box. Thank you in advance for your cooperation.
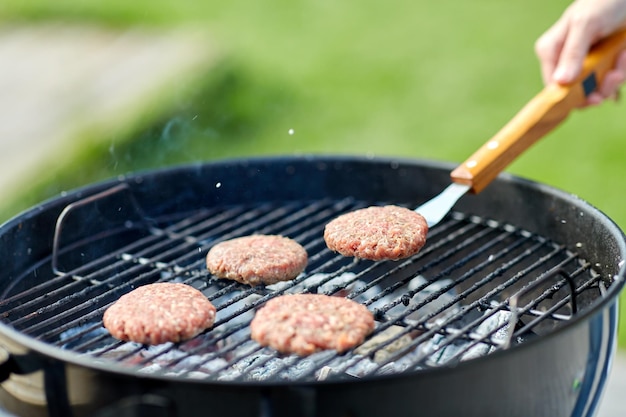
[417,30,626,228]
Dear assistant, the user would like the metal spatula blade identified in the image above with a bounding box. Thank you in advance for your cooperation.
[416,183,470,227]
[415,29,626,229]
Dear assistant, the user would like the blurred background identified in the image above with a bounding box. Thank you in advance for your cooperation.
[0,0,624,349]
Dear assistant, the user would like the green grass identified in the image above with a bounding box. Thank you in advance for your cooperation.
[2,0,626,346]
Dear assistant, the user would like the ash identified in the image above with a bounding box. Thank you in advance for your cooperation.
[58,274,514,382]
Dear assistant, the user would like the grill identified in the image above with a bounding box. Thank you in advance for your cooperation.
[0,183,603,383]
[0,156,623,417]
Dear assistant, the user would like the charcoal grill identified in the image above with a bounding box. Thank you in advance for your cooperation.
[0,155,623,417]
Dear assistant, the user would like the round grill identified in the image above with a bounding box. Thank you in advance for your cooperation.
[0,156,623,417]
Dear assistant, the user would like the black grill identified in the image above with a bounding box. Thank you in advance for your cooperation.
[0,184,606,383]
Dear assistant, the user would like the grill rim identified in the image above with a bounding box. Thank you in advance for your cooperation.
[0,154,624,388]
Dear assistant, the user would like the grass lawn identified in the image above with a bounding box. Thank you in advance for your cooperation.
[2,0,626,346]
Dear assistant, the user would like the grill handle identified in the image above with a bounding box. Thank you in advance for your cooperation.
[0,346,47,384]
[505,267,578,349]
[51,183,148,275]
[0,349,22,383]
[451,29,626,193]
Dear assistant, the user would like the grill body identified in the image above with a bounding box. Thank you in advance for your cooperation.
[0,156,623,417]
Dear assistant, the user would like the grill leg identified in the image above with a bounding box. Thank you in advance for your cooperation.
[44,362,73,417]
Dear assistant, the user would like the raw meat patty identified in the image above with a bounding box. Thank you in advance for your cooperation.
[324,205,428,261]
[103,282,216,345]
[206,235,308,286]
[250,294,375,356]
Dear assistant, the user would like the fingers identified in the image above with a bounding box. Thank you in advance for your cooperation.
[552,23,595,84]
[600,70,625,97]
[534,0,598,85]
[611,48,626,88]
[584,92,604,106]
[535,22,569,85]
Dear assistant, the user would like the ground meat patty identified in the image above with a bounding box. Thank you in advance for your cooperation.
[206,235,308,286]
[250,294,375,356]
[103,282,216,345]
[323,205,428,261]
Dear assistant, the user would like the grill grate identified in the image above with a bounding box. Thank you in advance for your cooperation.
[0,193,606,383]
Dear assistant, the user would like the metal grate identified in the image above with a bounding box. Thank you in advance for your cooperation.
[0,187,607,383]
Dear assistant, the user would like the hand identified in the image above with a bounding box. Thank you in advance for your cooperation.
[535,0,626,105]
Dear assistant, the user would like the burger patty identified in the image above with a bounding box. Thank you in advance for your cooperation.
[323,205,428,261]
[250,293,375,356]
[103,282,216,345]
[206,235,308,286]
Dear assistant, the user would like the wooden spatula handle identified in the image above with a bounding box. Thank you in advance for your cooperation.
[451,29,626,194]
